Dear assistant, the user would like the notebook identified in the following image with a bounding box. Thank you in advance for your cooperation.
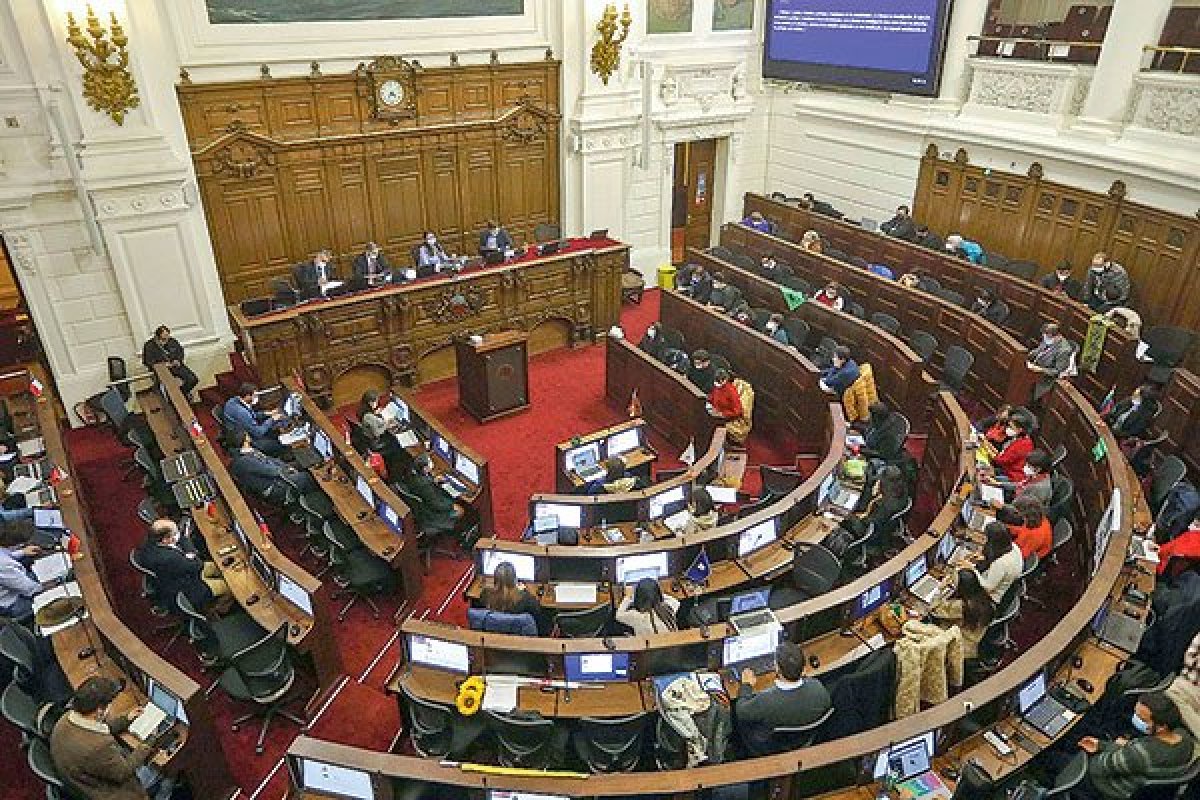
[554,583,598,605]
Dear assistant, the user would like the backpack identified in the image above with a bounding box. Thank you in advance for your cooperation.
[1158,482,1200,542]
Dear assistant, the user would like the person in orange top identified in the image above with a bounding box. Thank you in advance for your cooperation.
[1150,512,1200,577]
[1003,496,1053,560]
[708,369,743,421]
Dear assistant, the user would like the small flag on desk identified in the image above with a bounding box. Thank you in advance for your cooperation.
[188,418,204,439]
[205,500,217,520]
[780,286,807,311]
[29,378,43,398]
[252,509,272,540]
[48,465,69,485]
[680,438,696,466]
[628,388,642,418]
[1098,385,1116,416]
[684,548,711,584]
[291,367,305,392]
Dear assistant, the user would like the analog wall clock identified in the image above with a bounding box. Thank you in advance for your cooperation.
[355,56,419,122]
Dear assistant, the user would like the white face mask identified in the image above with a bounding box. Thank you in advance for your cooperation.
[1043,335,1055,345]
[646,328,656,338]
[1005,426,1019,438]
[1023,465,1037,477]
[765,321,778,332]
[425,236,437,245]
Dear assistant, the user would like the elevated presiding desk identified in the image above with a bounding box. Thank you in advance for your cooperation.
[229,238,630,403]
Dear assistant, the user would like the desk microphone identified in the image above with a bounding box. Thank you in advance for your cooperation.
[695,607,713,639]
[357,511,368,521]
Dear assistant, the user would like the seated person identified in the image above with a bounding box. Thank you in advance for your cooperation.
[759,255,781,274]
[683,487,718,535]
[51,676,174,800]
[898,272,922,290]
[1040,261,1083,300]
[763,312,789,344]
[1071,692,1195,800]
[477,561,545,635]
[398,454,464,535]
[583,456,641,495]
[741,211,772,234]
[352,241,392,285]
[799,230,823,254]
[358,389,396,448]
[735,641,832,757]
[971,288,1008,324]
[228,432,317,498]
[881,205,917,241]
[478,219,513,256]
[988,447,1052,506]
[414,231,452,274]
[1105,383,1161,441]
[293,248,337,293]
[687,349,717,393]
[929,569,994,662]
[732,304,754,327]
[913,225,943,251]
[1026,322,1076,403]
[1149,511,1200,578]
[708,369,743,423]
[988,413,1034,483]
[615,577,678,635]
[136,519,229,613]
[1000,497,1052,560]
[802,192,840,217]
[812,282,845,311]
[1100,287,1142,337]
[638,322,666,360]
[944,234,983,264]
[706,272,740,313]
[222,383,286,457]
[961,522,1023,604]
[0,525,43,620]
[859,402,906,463]
[1083,252,1131,312]
[141,325,199,399]
[677,264,713,303]
[819,345,859,395]
[833,465,910,552]
[976,403,1024,450]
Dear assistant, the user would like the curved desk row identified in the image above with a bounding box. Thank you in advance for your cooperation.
[605,336,715,453]
[25,378,239,800]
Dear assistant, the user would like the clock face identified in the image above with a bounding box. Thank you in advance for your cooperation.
[378,79,405,107]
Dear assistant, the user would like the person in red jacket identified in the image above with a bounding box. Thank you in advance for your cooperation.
[1151,512,1200,576]
[990,414,1034,483]
[708,369,743,422]
[1001,497,1053,560]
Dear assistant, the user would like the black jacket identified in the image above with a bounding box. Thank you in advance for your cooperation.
[402,471,457,533]
[478,227,514,254]
[352,252,392,282]
[1039,273,1083,301]
[687,363,717,393]
[1104,398,1160,440]
[293,260,337,291]
[736,678,832,756]
[229,449,315,497]
[136,540,212,611]
[141,336,184,371]
[880,215,917,242]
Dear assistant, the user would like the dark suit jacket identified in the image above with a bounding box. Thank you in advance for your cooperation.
[736,678,831,756]
[402,471,457,533]
[862,414,907,461]
[478,228,514,254]
[1039,273,1083,301]
[229,449,314,497]
[293,260,338,291]
[141,336,184,371]
[687,363,717,393]
[352,252,392,282]
[880,215,917,241]
[1104,398,1159,440]
[136,540,211,611]
[222,397,279,441]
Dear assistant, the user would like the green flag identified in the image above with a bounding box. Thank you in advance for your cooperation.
[1091,436,1108,462]
[781,287,807,311]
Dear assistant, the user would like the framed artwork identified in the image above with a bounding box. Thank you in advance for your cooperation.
[205,0,524,24]
[647,0,695,34]
[712,0,754,31]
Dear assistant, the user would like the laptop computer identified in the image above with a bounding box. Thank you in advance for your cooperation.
[823,479,861,514]
[25,486,58,508]
[1093,604,1146,652]
[171,474,215,510]
[1017,671,1073,738]
[14,459,51,482]
[905,556,945,606]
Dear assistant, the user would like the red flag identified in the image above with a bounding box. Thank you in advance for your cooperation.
[205,500,217,520]
[48,465,69,485]
[291,367,306,391]
[188,418,204,439]
[253,509,272,540]
[29,378,44,398]
[627,388,642,418]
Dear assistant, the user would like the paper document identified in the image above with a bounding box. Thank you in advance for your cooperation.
[979,483,1005,506]
[1135,340,1152,361]
[32,552,72,583]
[696,671,724,693]
[554,583,598,605]
[320,281,344,294]
[0,451,15,462]
[6,476,41,496]
[18,438,45,458]
[845,434,865,448]
[482,678,519,713]
[1048,44,1070,58]
[128,705,169,741]
[394,430,419,448]
[664,510,690,533]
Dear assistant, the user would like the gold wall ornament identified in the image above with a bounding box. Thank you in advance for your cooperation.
[65,4,140,125]
[590,3,632,86]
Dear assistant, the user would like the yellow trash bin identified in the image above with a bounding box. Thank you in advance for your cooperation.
[657,264,677,289]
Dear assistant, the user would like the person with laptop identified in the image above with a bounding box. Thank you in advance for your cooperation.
[1004,497,1053,560]
[834,465,911,555]
[397,453,464,536]
[477,561,546,635]
[222,383,287,458]
[0,525,43,621]
[962,522,1024,604]
[227,432,316,500]
[141,325,199,401]
[135,519,230,615]
[683,488,719,536]
[734,642,832,757]
[293,248,338,294]
[1071,692,1195,800]
[583,457,641,495]
[477,219,513,257]
[929,569,994,662]
[615,578,678,635]
[351,241,392,286]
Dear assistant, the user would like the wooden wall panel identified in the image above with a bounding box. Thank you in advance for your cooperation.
[179,59,562,305]
[914,144,1200,341]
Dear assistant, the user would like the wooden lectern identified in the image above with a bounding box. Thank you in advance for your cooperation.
[455,331,530,422]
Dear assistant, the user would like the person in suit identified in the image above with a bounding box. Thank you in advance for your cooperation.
[1026,322,1075,402]
[228,432,316,498]
[478,219,514,256]
[687,349,717,393]
[0,525,42,620]
[735,641,832,756]
[141,326,198,399]
[222,383,286,457]
[880,205,918,242]
[1083,252,1131,311]
[398,453,463,535]
[1040,261,1083,300]
[135,519,229,614]
[414,231,452,275]
[859,402,906,463]
[1105,384,1161,441]
[819,346,859,395]
[50,676,172,800]
[293,249,337,293]
[352,242,391,285]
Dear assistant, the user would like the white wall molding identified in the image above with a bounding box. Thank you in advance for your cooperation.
[964,59,1095,130]
[1127,72,1200,138]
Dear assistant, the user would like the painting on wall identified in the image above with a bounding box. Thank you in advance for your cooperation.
[712,0,755,31]
[205,0,524,24]
[647,0,695,34]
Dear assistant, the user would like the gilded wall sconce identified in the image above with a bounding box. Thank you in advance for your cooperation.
[591,3,632,86]
[65,4,140,125]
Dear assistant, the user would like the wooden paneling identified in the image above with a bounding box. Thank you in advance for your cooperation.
[178,59,562,305]
[914,145,1200,341]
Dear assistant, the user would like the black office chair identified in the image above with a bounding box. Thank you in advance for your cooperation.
[773,706,835,751]
[554,603,612,638]
[760,465,803,499]
[749,307,773,331]
[869,312,901,336]
[1131,758,1200,799]
[653,714,689,769]
[783,318,811,351]
[812,336,839,369]
[878,498,913,546]
[977,590,1021,669]
[936,288,968,308]
[533,223,561,243]
[1004,261,1038,281]
[27,738,85,800]
[917,275,941,292]
[707,246,735,262]
[1,682,53,744]
[710,353,733,375]
[108,355,132,402]
[841,521,876,570]
[1020,553,1043,608]
[948,757,997,800]
[326,533,394,621]
[572,712,653,773]
[128,550,187,649]
[729,253,757,271]
[984,252,1010,271]
[218,623,307,754]
[846,301,866,319]
[780,274,811,295]
[485,710,566,769]
[659,326,687,353]
[1141,326,1198,383]
[1043,750,1088,798]
[1049,518,1073,567]
[1049,443,1068,469]
[1047,475,1075,525]
[136,495,159,526]
[989,300,1011,325]
[1128,429,1169,477]
[940,345,974,393]
[792,543,842,599]
[400,685,454,758]
[177,592,267,671]
[1149,455,1187,516]
[908,330,939,364]
[737,494,776,520]
[390,482,458,570]
[0,624,38,690]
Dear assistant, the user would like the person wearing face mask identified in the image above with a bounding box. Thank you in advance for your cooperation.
[397,453,464,535]
[944,234,983,264]
[1040,260,1083,300]
[135,519,229,614]
[294,248,338,293]
[819,345,859,395]
[477,219,513,257]
[989,414,1034,483]
[763,312,789,344]
[51,676,175,800]
[638,322,666,359]
[1026,322,1075,403]
[1105,383,1161,441]
[759,255,779,274]
[977,404,1020,449]
[141,325,198,400]
[971,287,1009,325]
[222,383,287,457]
[414,230,452,276]
[352,241,392,286]
[1083,251,1131,311]
[706,272,740,313]
[228,432,317,499]
[1072,692,1195,800]
[813,282,845,311]
[683,487,719,535]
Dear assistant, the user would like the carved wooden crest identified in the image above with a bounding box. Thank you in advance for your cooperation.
[422,286,485,324]
[212,138,275,179]
[356,55,419,123]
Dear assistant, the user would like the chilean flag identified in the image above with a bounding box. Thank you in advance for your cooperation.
[253,509,272,541]
[29,378,44,398]
[188,418,205,439]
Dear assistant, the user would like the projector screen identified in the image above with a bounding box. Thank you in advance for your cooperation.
[763,0,954,96]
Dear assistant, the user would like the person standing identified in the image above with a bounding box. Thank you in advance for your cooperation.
[141,326,198,400]
[1083,252,1131,311]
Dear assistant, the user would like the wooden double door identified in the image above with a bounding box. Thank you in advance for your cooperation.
[672,139,719,261]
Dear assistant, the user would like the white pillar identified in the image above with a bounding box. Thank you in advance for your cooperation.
[1075,0,1174,133]
[936,0,993,108]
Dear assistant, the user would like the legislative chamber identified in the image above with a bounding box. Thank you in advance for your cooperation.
[0,2,1197,800]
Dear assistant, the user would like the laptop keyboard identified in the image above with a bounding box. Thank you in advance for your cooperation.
[911,575,943,603]
[1026,700,1069,737]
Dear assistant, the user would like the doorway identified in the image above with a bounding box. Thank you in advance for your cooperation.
[670,139,719,263]
[0,239,43,374]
